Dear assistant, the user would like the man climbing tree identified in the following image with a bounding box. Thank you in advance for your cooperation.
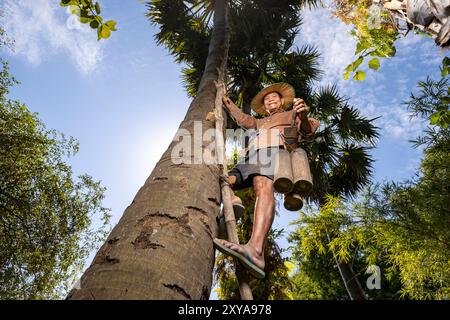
[214,82,319,279]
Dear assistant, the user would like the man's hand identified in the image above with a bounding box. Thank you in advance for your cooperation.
[293,98,309,119]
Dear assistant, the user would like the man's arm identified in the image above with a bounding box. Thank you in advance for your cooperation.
[299,113,312,134]
[293,98,320,141]
[222,95,257,129]
[298,117,320,141]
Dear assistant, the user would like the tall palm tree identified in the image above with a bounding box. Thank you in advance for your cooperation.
[164,1,377,299]
[171,1,322,299]
[226,45,377,301]
[69,0,376,300]
[68,0,230,299]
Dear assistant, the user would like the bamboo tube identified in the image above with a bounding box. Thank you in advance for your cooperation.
[273,148,294,194]
[283,192,303,211]
[291,147,313,196]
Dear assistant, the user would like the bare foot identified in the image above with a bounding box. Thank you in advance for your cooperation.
[214,238,265,270]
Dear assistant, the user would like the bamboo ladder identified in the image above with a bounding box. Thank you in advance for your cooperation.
[213,79,254,300]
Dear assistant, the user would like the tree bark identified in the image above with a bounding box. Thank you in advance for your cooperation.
[317,197,367,300]
[326,232,367,300]
[68,0,230,300]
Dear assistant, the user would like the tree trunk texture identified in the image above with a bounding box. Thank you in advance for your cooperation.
[68,0,230,300]
[326,232,367,300]
[318,196,367,300]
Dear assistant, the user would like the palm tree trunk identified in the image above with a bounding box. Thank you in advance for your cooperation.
[334,258,367,300]
[318,197,366,300]
[326,231,367,300]
[68,0,230,300]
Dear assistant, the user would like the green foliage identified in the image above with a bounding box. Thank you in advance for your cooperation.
[148,0,319,102]
[307,89,379,202]
[289,249,350,299]
[214,226,294,300]
[59,0,117,40]
[0,60,111,299]
[0,23,14,50]
[353,70,365,81]
[288,195,403,299]
[368,57,380,71]
[333,1,399,80]
[363,143,450,299]
[148,0,379,299]
[289,127,450,299]
[408,58,450,147]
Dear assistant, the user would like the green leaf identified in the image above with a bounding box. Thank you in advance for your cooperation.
[70,6,80,15]
[80,9,90,17]
[345,63,353,73]
[344,70,350,80]
[99,25,111,39]
[353,70,366,81]
[352,57,363,71]
[79,16,93,24]
[60,0,78,7]
[355,42,368,55]
[440,96,450,105]
[429,112,441,125]
[89,20,99,29]
[368,58,380,71]
[95,2,101,14]
[104,20,117,31]
[443,56,450,67]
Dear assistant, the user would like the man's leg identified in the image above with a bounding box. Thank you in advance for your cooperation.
[215,175,275,271]
[225,174,245,219]
[247,175,276,259]
[228,175,237,187]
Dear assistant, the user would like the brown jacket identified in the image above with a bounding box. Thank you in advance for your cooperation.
[223,97,320,151]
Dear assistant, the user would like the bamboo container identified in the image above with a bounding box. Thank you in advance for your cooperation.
[283,192,303,211]
[273,148,294,194]
[291,147,313,196]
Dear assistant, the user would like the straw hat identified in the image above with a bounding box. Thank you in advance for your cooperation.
[250,83,295,115]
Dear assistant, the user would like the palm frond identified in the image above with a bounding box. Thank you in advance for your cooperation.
[406,76,448,119]
[313,85,347,119]
[328,144,374,198]
[146,0,210,63]
[181,65,202,97]
[332,105,379,145]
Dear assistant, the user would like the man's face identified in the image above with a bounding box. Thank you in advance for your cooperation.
[263,92,284,114]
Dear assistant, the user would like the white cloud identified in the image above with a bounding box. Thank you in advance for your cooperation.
[359,100,424,140]
[295,4,443,143]
[297,5,357,86]
[1,0,104,74]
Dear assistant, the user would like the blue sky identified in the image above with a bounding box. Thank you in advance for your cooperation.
[1,0,448,298]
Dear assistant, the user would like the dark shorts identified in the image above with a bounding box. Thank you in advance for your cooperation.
[228,147,279,190]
